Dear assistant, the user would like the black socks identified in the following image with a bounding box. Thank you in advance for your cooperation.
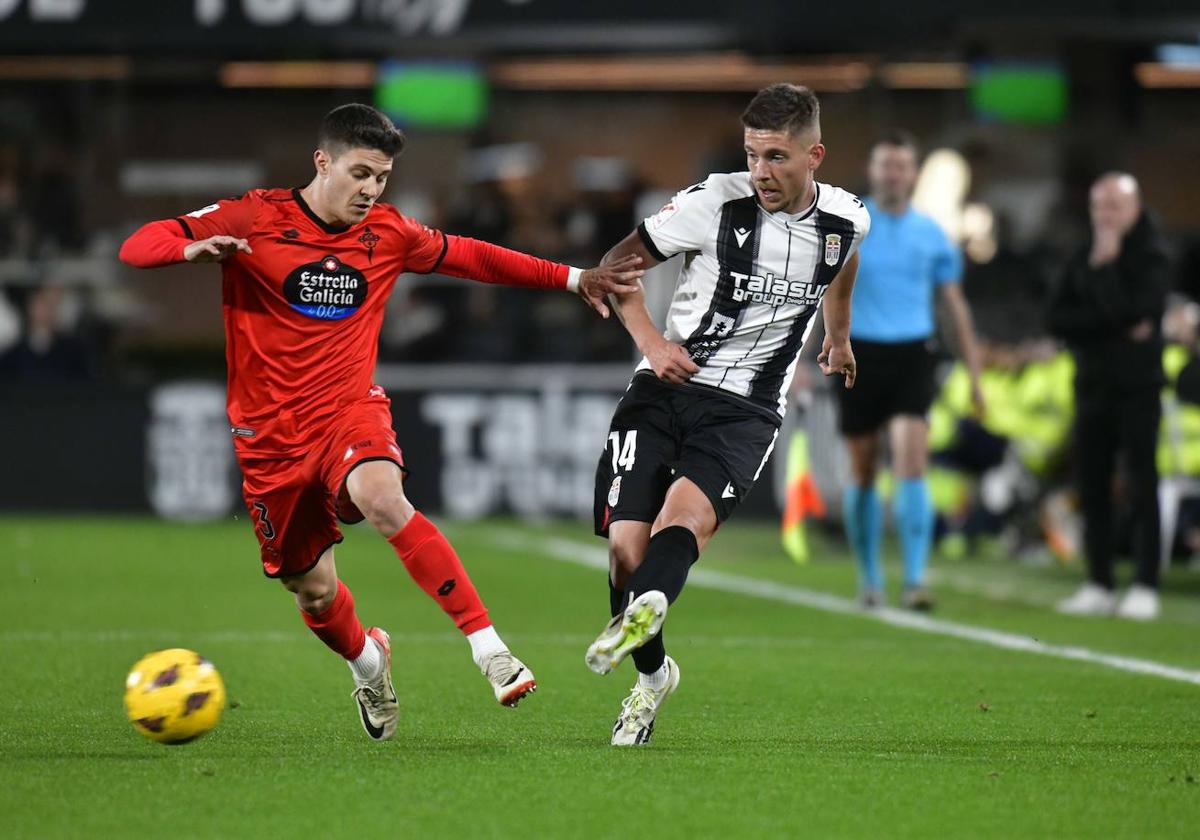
[628,526,700,606]
[608,575,623,617]
[610,526,701,674]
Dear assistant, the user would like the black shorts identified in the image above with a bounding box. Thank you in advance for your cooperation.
[593,374,780,536]
[836,338,937,435]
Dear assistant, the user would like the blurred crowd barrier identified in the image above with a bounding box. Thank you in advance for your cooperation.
[0,364,776,521]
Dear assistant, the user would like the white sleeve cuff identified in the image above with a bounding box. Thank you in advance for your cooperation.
[566,266,583,293]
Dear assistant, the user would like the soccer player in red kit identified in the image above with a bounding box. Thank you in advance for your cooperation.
[120,104,644,741]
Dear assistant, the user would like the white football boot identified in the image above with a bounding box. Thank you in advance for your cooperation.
[480,650,537,707]
[585,590,668,675]
[352,627,398,741]
[611,656,681,746]
[1116,585,1161,621]
[1056,583,1117,617]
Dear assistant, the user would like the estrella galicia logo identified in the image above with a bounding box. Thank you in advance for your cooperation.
[283,255,368,321]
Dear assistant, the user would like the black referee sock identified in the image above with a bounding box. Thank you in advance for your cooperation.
[627,526,700,675]
[608,575,623,618]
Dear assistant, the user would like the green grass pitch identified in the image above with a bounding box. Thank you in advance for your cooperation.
[2,515,1198,838]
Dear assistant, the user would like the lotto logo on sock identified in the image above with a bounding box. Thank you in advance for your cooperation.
[437,579,456,596]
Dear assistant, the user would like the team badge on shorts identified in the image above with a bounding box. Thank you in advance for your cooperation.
[824,233,842,266]
[608,476,622,507]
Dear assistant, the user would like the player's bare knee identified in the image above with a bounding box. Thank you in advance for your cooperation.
[656,515,708,545]
[609,541,643,582]
[287,580,336,616]
[357,487,415,536]
[298,589,334,616]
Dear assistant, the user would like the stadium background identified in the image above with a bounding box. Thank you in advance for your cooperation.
[5,3,1200,534]
[2,4,1200,838]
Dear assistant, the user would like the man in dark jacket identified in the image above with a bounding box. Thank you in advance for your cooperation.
[1047,172,1168,620]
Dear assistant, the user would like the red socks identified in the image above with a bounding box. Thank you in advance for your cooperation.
[388,512,491,635]
[302,580,367,660]
[301,514,490,659]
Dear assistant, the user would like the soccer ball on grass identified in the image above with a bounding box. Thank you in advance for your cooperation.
[124,648,225,744]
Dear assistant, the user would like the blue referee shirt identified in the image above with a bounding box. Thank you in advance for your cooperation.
[850,197,962,343]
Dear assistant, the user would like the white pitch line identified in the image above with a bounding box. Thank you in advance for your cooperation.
[0,629,844,651]
[494,530,1200,688]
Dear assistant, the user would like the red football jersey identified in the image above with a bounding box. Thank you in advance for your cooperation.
[172,188,445,452]
[121,186,572,456]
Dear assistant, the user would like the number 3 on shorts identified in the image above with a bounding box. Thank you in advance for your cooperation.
[608,430,637,474]
[252,501,276,541]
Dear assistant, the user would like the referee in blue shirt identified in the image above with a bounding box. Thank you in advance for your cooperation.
[838,131,983,610]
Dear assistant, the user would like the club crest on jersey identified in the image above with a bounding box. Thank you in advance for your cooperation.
[283,255,368,321]
[608,476,622,507]
[824,233,842,266]
[357,226,380,263]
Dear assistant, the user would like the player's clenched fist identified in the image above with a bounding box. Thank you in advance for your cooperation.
[646,336,700,385]
[576,253,644,318]
[184,235,253,263]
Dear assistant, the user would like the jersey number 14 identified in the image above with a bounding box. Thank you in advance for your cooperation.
[608,430,638,473]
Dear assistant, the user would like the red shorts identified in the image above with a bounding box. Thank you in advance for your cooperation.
[237,387,404,578]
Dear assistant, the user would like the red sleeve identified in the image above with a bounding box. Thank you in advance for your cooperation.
[119,219,192,268]
[175,193,257,241]
[120,193,258,269]
[397,215,450,274]
[433,235,568,290]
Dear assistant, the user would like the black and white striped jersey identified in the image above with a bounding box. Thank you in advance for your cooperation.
[635,171,871,422]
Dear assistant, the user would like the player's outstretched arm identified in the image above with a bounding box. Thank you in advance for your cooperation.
[120,220,251,268]
[818,251,859,388]
[602,231,699,385]
[434,235,643,317]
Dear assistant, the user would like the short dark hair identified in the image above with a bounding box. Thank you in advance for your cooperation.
[318,103,406,158]
[871,129,919,157]
[741,84,821,137]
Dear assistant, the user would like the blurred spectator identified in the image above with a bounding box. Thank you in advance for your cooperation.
[1047,172,1168,620]
[961,213,1052,345]
[27,144,85,256]
[0,285,94,381]
[424,143,639,364]
[1158,300,1200,566]
[562,156,645,360]
[439,146,546,362]
[0,289,18,354]
[927,342,1074,562]
[0,148,31,256]
[564,157,639,262]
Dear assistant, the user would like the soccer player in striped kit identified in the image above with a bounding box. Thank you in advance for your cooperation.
[585,84,870,745]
